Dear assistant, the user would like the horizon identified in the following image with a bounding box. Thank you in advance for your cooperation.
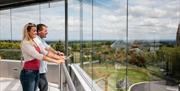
[0,39,177,42]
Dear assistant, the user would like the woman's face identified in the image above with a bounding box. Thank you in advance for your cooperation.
[28,27,37,39]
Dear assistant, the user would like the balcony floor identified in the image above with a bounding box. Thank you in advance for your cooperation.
[0,77,60,91]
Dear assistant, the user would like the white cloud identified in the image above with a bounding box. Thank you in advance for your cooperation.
[102,14,119,23]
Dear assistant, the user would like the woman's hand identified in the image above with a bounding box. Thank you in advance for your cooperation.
[56,58,65,64]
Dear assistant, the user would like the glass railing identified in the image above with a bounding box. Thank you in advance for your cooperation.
[69,0,180,91]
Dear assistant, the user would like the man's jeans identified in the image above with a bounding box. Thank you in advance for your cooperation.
[20,69,39,91]
[38,73,48,91]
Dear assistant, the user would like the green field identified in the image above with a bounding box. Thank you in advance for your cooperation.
[83,64,159,91]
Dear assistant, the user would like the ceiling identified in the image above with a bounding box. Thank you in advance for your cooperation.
[0,0,63,10]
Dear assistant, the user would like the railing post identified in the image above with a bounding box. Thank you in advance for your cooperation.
[62,64,76,91]
[65,0,68,65]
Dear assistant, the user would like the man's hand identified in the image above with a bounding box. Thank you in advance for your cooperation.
[56,55,65,64]
[56,51,64,56]
[57,55,65,60]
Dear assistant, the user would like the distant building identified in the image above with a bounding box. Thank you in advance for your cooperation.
[149,42,161,53]
[111,40,126,50]
[176,24,180,46]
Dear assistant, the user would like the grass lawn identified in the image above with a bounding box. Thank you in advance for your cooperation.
[83,64,161,91]
[0,49,21,60]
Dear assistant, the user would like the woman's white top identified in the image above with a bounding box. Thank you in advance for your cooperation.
[21,39,44,62]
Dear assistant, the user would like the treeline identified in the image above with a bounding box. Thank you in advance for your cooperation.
[0,41,66,60]
[157,46,180,80]
[0,41,20,49]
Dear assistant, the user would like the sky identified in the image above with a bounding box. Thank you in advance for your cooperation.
[0,0,179,41]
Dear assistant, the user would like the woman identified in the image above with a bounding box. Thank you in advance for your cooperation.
[20,23,64,91]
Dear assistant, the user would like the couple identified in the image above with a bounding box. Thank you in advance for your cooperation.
[20,23,64,91]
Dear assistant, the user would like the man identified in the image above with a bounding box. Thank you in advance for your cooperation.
[35,24,64,91]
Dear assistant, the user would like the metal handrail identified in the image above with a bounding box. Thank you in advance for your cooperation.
[61,63,76,91]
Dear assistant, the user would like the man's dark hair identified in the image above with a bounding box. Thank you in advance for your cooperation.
[37,24,47,32]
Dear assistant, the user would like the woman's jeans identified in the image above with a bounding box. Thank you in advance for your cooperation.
[20,69,39,91]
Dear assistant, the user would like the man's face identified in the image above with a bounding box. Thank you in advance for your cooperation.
[38,26,48,38]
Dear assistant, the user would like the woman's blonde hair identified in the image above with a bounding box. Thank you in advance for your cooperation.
[22,23,36,41]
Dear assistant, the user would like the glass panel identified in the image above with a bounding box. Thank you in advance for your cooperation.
[0,5,40,91]
[0,1,65,91]
[0,5,40,60]
[69,0,128,91]
[91,0,127,91]
[40,2,65,41]
[128,0,180,91]
[11,5,39,40]
[69,0,180,91]
[68,0,81,64]
[0,10,11,40]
